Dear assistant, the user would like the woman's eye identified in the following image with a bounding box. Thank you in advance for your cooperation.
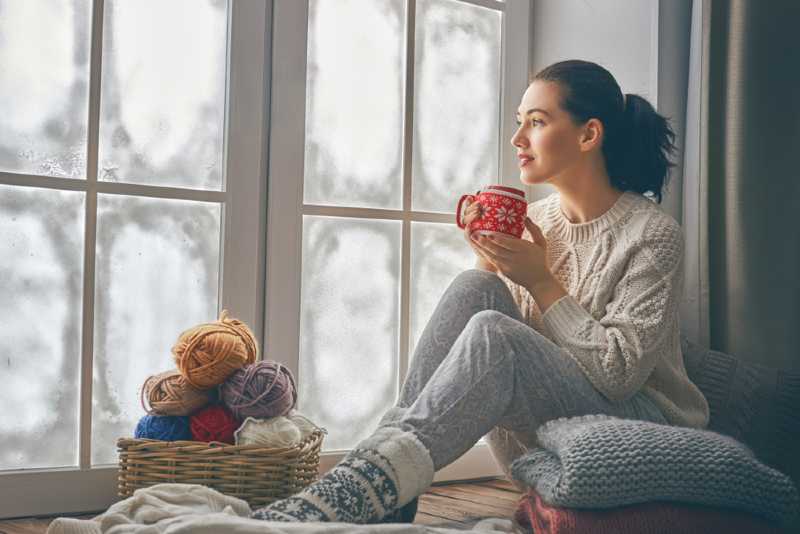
[531,119,543,126]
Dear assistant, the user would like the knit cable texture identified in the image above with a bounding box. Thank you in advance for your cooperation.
[509,415,800,527]
[498,191,709,428]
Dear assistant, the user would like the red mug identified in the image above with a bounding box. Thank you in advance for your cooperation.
[456,185,527,238]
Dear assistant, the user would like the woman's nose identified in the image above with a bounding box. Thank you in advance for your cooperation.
[510,129,527,149]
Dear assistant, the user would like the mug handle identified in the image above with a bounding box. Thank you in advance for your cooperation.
[456,194,477,229]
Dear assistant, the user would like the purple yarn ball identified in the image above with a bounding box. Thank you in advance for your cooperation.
[135,414,192,441]
[219,361,297,420]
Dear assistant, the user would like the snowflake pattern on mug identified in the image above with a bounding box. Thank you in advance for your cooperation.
[466,188,526,237]
[495,206,518,225]
[458,186,527,237]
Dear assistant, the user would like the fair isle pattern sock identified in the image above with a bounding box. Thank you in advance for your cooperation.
[251,448,399,523]
[251,427,434,524]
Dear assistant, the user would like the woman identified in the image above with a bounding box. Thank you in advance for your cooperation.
[252,59,710,524]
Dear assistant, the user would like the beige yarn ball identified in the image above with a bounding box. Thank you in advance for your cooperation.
[171,309,258,389]
[140,369,214,416]
[287,411,319,441]
[235,416,302,448]
[234,411,321,448]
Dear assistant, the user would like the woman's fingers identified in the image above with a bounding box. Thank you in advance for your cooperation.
[472,235,513,260]
[525,217,547,248]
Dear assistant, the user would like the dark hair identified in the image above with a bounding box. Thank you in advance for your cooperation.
[532,60,677,203]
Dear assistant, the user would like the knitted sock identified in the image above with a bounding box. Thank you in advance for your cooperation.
[378,496,419,523]
[250,426,434,523]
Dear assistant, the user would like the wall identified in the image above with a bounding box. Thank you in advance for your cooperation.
[525,0,693,218]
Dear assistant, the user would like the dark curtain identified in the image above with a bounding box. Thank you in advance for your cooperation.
[682,0,800,525]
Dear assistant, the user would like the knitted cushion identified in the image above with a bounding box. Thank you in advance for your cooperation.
[513,487,787,534]
[681,336,800,485]
[509,415,799,527]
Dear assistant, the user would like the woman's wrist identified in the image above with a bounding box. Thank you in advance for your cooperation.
[525,274,568,314]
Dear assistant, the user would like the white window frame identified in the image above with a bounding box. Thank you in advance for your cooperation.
[265,0,531,482]
[0,0,270,518]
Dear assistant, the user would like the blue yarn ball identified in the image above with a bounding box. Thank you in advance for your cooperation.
[135,414,192,441]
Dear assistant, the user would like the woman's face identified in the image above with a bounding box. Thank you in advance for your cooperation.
[511,81,587,186]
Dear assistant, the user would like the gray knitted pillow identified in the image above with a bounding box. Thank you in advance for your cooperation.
[509,415,800,527]
[681,336,800,484]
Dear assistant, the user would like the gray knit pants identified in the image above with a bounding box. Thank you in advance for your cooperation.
[378,269,667,482]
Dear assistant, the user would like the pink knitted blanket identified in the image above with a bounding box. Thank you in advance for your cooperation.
[513,488,786,534]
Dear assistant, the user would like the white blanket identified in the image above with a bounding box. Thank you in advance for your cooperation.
[47,484,521,534]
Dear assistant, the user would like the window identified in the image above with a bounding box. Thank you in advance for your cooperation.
[0,0,268,517]
[265,0,530,480]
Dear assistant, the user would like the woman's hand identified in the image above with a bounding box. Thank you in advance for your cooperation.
[470,218,552,290]
[462,199,498,272]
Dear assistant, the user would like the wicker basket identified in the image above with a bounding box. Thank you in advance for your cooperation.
[117,428,326,508]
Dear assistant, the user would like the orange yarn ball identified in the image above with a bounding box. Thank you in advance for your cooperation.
[172,310,258,390]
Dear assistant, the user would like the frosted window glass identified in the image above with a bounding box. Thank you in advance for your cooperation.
[98,0,228,190]
[0,0,91,178]
[92,195,220,464]
[412,0,502,213]
[0,185,84,470]
[299,216,401,451]
[409,222,475,357]
[304,0,405,209]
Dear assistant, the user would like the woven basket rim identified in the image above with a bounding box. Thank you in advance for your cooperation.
[117,427,326,454]
[117,427,324,508]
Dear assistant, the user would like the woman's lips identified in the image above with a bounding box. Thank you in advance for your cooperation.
[519,157,534,167]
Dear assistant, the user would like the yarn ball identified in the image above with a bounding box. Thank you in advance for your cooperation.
[134,414,192,441]
[235,416,301,448]
[140,369,214,416]
[219,361,297,420]
[172,309,258,389]
[234,411,320,448]
[287,411,320,440]
[189,404,239,444]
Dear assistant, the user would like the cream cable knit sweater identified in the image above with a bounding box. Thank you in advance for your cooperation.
[498,190,709,429]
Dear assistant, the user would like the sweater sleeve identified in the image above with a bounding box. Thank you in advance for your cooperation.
[541,216,685,402]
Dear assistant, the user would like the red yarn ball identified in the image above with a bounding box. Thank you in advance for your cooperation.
[190,404,239,444]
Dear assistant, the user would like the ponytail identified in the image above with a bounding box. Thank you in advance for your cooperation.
[533,61,677,203]
[607,93,677,203]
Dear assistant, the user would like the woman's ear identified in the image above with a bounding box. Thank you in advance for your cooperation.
[579,118,603,152]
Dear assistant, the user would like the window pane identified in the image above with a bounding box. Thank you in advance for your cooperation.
[299,216,401,451]
[0,0,91,178]
[304,0,406,209]
[409,222,474,357]
[92,195,220,465]
[0,185,84,470]
[98,0,228,190]
[413,0,502,213]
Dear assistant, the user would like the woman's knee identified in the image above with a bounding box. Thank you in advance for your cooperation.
[465,311,556,363]
[449,269,512,300]
[452,268,501,287]
[462,311,520,361]
[465,309,507,331]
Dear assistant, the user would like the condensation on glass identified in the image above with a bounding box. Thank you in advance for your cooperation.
[91,195,220,465]
[298,216,401,451]
[0,184,85,470]
[98,0,228,190]
[0,1,92,178]
[409,222,474,357]
[410,221,491,444]
[412,0,502,213]
[304,0,406,209]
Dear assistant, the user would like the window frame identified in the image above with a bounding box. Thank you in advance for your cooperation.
[264,0,531,481]
[0,0,269,518]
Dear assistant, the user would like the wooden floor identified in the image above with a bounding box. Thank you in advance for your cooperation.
[415,478,522,527]
[0,478,522,533]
